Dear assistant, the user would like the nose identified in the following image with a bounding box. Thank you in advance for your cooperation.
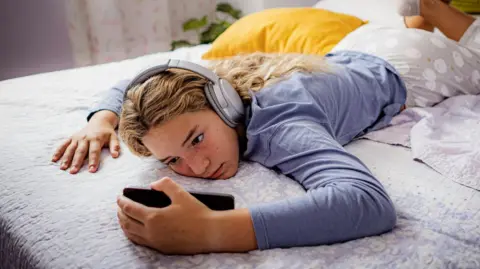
[185,151,209,176]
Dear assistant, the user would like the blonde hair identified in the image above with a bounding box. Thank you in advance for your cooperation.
[119,52,329,157]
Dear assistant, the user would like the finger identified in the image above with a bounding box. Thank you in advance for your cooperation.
[60,140,78,170]
[52,138,72,162]
[88,139,102,173]
[117,195,150,223]
[150,177,186,204]
[69,140,89,174]
[109,135,121,158]
[117,208,144,237]
[123,230,148,246]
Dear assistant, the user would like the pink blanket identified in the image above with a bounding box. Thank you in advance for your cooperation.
[362,95,480,190]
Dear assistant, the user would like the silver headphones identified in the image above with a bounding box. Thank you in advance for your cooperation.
[126,59,245,128]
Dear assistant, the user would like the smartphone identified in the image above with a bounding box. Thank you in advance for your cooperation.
[123,187,235,211]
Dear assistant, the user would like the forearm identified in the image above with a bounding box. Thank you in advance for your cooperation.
[208,208,257,253]
[248,184,397,250]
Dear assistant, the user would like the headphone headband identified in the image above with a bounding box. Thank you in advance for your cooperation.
[127,59,219,90]
[125,59,245,128]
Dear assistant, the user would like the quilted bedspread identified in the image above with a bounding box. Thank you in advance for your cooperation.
[1,45,479,269]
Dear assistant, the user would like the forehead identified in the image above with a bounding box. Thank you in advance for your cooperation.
[152,113,194,139]
[141,111,206,159]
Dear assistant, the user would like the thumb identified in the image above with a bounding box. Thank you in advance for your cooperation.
[150,177,186,203]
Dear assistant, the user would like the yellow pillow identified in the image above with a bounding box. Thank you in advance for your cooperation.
[202,7,367,60]
[451,0,480,13]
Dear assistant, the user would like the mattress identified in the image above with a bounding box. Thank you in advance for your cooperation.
[1,3,480,268]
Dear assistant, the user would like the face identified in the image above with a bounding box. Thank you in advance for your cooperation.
[142,109,240,180]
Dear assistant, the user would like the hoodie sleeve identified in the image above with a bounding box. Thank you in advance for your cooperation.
[247,120,397,250]
[86,79,131,121]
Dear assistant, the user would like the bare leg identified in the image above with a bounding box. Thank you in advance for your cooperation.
[403,0,461,33]
[404,16,434,32]
[420,0,476,41]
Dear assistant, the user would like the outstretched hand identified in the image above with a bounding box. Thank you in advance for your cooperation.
[52,110,120,174]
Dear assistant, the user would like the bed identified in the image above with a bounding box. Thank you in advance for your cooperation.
[1,1,479,268]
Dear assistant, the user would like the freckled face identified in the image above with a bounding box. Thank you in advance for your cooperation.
[142,109,240,179]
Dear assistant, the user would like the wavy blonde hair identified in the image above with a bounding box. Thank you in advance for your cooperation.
[119,52,329,157]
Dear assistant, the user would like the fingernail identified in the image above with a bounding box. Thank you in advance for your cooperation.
[89,165,95,172]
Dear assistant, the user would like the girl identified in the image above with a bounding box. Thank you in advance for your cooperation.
[52,0,480,254]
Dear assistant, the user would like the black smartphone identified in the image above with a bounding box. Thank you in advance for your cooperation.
[123,187,235,211]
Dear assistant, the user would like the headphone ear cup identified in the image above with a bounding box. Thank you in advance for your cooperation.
[204,83,236,128]
[219,79,244,118]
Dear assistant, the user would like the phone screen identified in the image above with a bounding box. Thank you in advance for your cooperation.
[123,187,235,210]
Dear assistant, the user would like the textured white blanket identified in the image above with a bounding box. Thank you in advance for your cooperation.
[1,44,479,269]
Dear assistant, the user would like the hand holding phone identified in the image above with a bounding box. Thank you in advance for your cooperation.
[123,187,235,211]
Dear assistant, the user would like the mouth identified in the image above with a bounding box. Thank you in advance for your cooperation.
[209,163,224,179]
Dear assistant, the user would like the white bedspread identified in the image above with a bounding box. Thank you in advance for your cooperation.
[1,43,480,269]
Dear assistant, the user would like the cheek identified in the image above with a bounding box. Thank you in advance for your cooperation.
[171,162,194,177]
[226,131,239,155]
[201,136,221,156]
[211,129,237,158]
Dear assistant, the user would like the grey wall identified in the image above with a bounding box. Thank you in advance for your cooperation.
[0,0,318,81]
[224,0,318,17]
[0,0,74,81]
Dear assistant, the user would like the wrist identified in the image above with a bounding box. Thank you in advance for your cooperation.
[206,208,257,253]
[89,110,119,128]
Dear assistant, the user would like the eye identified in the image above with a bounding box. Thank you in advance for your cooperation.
[192,133,204,146]
[167,157,179,166]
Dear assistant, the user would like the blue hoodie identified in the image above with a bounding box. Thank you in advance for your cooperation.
[88,50,406,250]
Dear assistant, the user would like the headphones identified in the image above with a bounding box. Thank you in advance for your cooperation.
[126,59,245,128]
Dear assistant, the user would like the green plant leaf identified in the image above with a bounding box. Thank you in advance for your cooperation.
[200,22,230,44]
[220,20,231,28]
[170,40,194,51]
[183,16,208,32]
[216,3,242,19]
